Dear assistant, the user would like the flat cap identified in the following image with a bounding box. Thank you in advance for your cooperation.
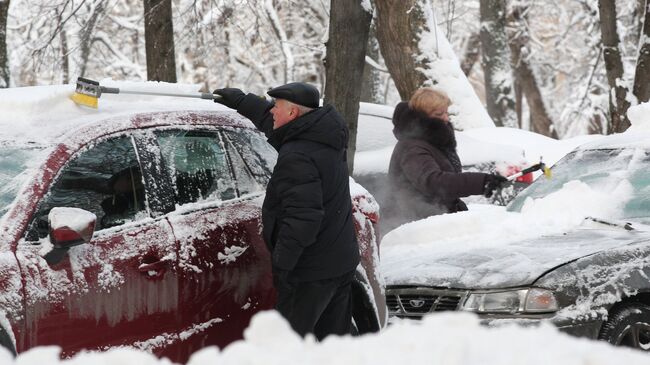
[267,82,320,108]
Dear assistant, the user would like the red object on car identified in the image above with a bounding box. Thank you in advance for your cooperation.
[0,101,386,362]
[503,165,534,184]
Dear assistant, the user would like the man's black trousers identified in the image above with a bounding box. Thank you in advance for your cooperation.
[274,270,355,341]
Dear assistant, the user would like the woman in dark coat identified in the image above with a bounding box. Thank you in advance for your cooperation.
[384,87,506,232]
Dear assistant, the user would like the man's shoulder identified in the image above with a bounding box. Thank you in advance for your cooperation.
[279,138,331,155]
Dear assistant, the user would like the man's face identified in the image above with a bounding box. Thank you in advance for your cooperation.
[271,99,297,129]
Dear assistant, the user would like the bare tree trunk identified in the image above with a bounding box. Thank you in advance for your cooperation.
[514,78,522,128]
[264,0,294,83]
[598,0,631,133]
[324,0,372,174]
[59,13,69,84]
[637,0,647,41]
[480,0,517,127]
[634,0,650,104]
[374,0,428,100]
[460,32,481,76]
[144,0,177,82]
[360,20,383,104]
[0,0,10,88]
[508,5,558,138]
[79,1,105,78]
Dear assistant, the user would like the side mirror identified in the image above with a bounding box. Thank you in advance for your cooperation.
[48,207,96,248]
[44,208,96,265]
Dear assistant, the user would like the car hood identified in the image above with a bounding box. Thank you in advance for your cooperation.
[383,227,646,289]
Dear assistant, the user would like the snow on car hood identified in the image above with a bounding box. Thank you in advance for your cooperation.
[383,227,642,289]
[382,178,636,289]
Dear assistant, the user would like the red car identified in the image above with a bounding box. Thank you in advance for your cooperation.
[0,87,385,362]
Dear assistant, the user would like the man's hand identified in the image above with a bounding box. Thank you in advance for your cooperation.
[483,174,508,198]
[213,88,245,109]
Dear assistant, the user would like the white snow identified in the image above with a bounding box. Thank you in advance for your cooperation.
[217,245,248,265]
[416,3,494,130]
[48,207,96,233]
[353,106,600,177]
[381,176,633,287]
[3,311,649,364]
[0,80,231,144]
[461,127,603,167]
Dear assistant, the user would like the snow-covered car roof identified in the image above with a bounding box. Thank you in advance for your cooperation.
[354,103,526,177]
[0,80,253,146]
[354,103,605,177]
[575,130,650,151]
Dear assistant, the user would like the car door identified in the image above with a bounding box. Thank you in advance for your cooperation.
[152,127,275,359]
[14,134,182,359]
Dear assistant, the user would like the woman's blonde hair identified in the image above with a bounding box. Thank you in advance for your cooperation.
[408,87,451,116]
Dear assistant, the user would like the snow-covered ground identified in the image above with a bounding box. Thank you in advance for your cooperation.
[3,310,649,365]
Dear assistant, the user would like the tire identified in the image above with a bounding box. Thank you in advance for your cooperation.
[350,278,380,335]
[0,326,15,357]
[598,303,650,351]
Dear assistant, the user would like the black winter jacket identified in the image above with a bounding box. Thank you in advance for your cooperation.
[384,102,488,231]
[236,94,359,282]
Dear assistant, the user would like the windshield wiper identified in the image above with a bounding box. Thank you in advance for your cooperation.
[585,216,635,231]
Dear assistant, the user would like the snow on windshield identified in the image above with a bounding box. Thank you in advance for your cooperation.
[2,311,648,365]
[0,144,48,221]
[509,147,648,219]
[381,147,639,286]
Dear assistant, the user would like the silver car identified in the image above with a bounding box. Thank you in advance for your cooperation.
[385,131,650,351]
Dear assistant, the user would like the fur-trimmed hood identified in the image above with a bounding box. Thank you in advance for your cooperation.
[391,101,457,150]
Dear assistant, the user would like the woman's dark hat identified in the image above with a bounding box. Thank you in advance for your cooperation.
[267,82,320,108]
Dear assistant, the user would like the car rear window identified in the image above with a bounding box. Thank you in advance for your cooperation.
[222,128,276,184]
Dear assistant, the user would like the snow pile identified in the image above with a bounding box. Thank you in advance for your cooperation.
[3,311,649,364]
[627,101,650,131]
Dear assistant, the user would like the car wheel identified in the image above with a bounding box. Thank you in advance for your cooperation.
[0,325,15,357]
[598,303,650,351]
[350,278,380,335]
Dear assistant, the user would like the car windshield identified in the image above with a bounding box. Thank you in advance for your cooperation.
[507,148,650,221]
[0,144,46,220]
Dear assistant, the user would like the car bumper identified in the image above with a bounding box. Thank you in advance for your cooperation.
[480,314,602,339]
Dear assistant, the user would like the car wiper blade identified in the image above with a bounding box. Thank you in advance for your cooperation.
[585,216,635,231]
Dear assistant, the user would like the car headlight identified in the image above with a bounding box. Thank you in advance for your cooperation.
[462,288,558,314]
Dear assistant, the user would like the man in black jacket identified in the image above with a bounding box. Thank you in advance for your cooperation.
[213,83,359,340]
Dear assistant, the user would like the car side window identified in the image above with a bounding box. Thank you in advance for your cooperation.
[27,136,148,240]
[223,135,265,196]
[156,130,235,205]
[222,128,277,186]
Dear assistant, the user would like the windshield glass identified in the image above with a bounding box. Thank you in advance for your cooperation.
[508,148,650,221]
[0,144,46,219]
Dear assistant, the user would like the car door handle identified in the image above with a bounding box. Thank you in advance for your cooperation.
[138,259,169,278]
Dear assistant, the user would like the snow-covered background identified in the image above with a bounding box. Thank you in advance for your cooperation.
[2,0,643,137]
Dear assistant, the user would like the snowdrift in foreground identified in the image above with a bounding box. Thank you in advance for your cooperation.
[3,311,648,365]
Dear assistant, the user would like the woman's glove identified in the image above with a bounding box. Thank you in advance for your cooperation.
[483,174,508,198]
